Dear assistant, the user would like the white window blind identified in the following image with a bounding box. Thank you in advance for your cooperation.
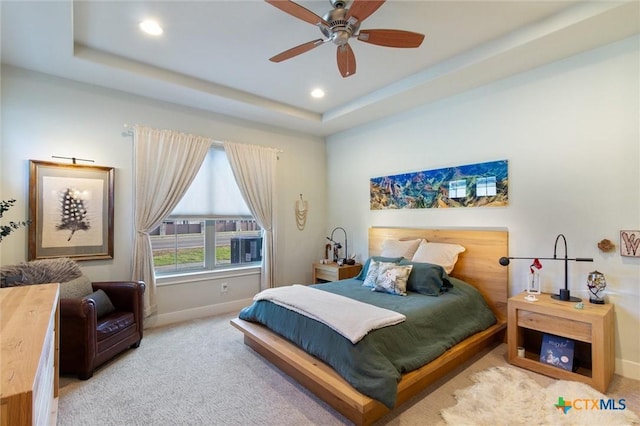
[171,147,251,216]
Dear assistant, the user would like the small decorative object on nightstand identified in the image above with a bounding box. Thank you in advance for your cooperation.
[525,258,542,301]
[587,270,607,304]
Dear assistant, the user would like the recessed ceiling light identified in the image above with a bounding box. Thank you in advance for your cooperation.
[311,88,325,99]
[139,20,163,36]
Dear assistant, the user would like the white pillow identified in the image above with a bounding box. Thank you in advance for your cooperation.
[411,240,465,274]
[380,238,422,259]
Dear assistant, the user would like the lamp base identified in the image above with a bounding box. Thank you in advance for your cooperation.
[551,294,582,302]
[551,288,581,302]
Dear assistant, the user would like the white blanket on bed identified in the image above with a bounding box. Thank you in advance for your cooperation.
[253,284,406,344]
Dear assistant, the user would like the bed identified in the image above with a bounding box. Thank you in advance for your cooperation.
[231,227,508,425]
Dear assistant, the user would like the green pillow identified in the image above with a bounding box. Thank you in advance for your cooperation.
[354,256,404,280]
[399,259,452,296]
[87,289,116,318]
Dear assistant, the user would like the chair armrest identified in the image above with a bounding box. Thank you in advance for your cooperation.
[59,297,98,350]
[60,297,97,319]
[59,296,98,375]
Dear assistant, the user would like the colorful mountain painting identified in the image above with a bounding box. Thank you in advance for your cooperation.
[370,160,508,210]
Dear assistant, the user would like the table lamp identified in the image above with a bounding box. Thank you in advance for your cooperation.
[499,234,593,302]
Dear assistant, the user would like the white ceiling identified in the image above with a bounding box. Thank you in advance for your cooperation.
[2,1,639,136]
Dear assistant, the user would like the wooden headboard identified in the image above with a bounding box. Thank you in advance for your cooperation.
[369,227,508,322]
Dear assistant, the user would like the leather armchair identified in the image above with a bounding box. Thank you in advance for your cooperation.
[59,280,145,379]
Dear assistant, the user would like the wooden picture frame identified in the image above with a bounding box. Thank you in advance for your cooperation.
[29,160,114,261]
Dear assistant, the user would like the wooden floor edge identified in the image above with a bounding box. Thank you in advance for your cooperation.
[230,318,506,426]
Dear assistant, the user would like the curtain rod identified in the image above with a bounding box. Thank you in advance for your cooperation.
[122,124,223,147]
[122,124,283,153]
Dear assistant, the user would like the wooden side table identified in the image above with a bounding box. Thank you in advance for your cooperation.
[507,292,614,392]
[312,262,362,283]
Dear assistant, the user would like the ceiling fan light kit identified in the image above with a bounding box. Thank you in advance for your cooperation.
[265,0,425,78]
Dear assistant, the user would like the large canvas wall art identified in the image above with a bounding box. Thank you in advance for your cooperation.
[370,160,508,210]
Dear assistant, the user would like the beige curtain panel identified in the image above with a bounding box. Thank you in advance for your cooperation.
[224,141,278,290]
[132,125,213,316]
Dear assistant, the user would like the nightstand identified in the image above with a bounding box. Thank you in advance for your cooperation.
[312,262,362,283]
[507,292,614,392]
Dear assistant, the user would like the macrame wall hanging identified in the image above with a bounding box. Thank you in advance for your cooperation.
[295,194,308,231]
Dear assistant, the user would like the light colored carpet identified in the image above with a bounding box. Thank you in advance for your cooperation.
[441,366,639,425]
[58,313,640,425]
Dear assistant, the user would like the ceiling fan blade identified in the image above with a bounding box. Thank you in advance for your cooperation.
[265,0,329,26]
[336,43,356,78]
[346,0,385,22]
[269,39,325,62]
[357,29,425,48]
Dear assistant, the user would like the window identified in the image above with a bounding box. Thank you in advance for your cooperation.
[449,179,467,198]
[150,148,262,275]
[476,176,497,196]
[151,218,261,274]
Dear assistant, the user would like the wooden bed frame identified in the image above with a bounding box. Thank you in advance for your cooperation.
[231,227,508,425]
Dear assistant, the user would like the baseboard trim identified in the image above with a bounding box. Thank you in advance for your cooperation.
[616,357,640,381]
[145,298,253,328]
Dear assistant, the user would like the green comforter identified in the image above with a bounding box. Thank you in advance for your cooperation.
[238,277,496,408]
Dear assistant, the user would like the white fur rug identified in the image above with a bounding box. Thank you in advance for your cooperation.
[441,366,639,425]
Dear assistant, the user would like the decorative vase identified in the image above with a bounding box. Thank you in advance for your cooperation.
[587,270,606,304]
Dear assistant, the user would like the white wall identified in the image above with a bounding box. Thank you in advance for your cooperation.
[326,36,640,379]
[0,65,328,326]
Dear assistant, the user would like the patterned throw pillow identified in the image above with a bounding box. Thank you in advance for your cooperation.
[355,256,404,280]
[362,260,399,288]
[371,264,413,296]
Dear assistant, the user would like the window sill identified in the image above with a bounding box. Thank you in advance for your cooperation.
[156,265,261,287]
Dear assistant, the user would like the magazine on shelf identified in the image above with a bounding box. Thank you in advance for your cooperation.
[539,333,575,371]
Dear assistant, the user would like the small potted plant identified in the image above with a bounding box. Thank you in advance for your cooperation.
[0,199,29,243]
[0,199,29,287]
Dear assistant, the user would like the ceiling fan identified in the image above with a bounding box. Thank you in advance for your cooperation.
[265,0,425,78]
